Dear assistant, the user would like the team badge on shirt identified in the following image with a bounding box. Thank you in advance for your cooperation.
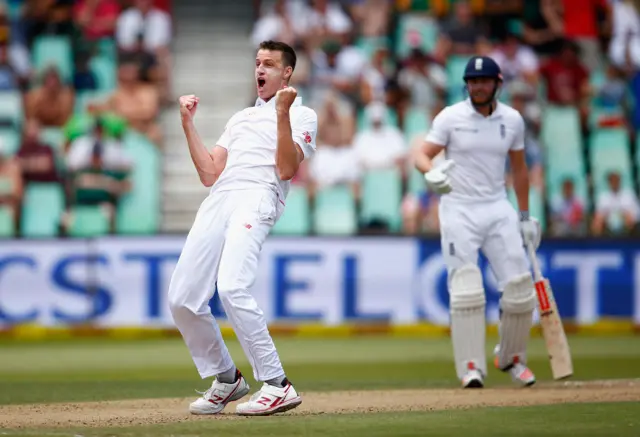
[303,132,312,144]
[500,124,506,139]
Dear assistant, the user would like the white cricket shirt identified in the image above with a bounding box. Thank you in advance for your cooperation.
[212,96,317,204]
[425,98,525,203]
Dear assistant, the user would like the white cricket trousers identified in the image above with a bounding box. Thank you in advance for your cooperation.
[438,197,530,288]
[168,188,283,381]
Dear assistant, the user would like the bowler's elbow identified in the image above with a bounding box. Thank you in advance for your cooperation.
[277,167,296,181]
[199,173,218,187]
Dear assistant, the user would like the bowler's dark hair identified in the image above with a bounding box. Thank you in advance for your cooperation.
[258,40,297,71]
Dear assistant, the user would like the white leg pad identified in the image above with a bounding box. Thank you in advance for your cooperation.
[497,273,536,370]
[449,264,487,380]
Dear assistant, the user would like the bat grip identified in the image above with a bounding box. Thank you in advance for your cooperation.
[526,241,543,282]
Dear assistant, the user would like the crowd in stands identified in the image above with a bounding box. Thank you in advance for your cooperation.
[0,0,170,238]
[252,0,640,238]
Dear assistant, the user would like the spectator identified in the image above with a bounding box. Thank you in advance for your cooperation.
[309,39,365,109]
[308,94,359,198]
[440,0,484,55]
[539,41,589,123]
[116,0,172,103]
[16,119,59,184]
[23,0,75,48]
[480,0,525,41]
[506,81,544,191]
[397,48,447,111]
[251,0,297,47]
[303,0,354,49]
[0,42,18,91]
[550,178,586,236]
[73,52,98,92]
[522,0,564,56]
[608,0,640,72]
[348,0,392,38]
[91,56,161,145]
[64,118,131,233]
[26,66,75,127]
[545,0,611,71]
[73,0,121,45]
[361,45,393,105]
[592,171,640,235]
[0,139,23,225]
[353,102,406,172]
[0,6,31,90]
[490,32,540,87]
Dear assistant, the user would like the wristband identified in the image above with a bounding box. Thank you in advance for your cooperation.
[519,211,529,221]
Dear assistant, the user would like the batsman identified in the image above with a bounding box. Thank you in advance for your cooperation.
[414,56,541,388]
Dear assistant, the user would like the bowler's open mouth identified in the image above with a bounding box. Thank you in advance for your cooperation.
[257,78,266,89]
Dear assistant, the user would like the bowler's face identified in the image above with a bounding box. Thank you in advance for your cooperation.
[255,50,290,101]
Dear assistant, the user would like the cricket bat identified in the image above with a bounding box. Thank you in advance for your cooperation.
[526,241,573,380]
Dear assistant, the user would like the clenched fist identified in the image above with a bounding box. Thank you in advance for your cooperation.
[275,86,297,113]
[179,95,199,121]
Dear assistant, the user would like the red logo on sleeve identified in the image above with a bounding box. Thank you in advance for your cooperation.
[303,132,312,144]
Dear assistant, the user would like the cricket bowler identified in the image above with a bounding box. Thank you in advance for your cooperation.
[413,56,541,388]
[168,40,317,415]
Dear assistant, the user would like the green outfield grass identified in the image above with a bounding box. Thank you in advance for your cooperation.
[0,335,639,436]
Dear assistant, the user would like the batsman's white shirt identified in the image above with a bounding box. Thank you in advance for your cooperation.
[167,96,317,382]
[425,99,529,288]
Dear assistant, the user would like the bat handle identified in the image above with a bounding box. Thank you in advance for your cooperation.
[526,241,543,283]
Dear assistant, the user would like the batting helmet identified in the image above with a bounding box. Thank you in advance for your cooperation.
[463,56,503,82]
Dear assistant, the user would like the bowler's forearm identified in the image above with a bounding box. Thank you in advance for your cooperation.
[182,117,217,185]
[276,110,299,180]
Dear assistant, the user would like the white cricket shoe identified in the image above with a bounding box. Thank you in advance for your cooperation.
[236,379,302,416]
[189,370,250,415]
[461,362,484,389]
[508,358,536,387]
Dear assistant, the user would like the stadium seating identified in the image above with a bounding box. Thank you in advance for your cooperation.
[403,106,430,142]
[68,205,110,237]
[360,168,403,232]
[589,128,633,198]
[313,185,358,235]
[0,90,24,128]
[90,55,118,92]
[394,14,439,59]
[0,205,15,237]
[20,183,65,238]
[0,128,20,156]
[32,36,74,82]
[272,185,311,235]
[40,127,65,152]
[115,132,161,235]
[446,56,468,105]
[541,106,589,208]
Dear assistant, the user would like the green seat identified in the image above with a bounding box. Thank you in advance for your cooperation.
[507,187,546,231]
[0,90,24,128]
[589,128,632,198]
[115,131,160,234]
[403,106,430,142]
[68,205,110,237]
[21,183,65,237]
[32,36,73,83]
[272,185,310,235]
[0,128,21,155]
[446,56,469,104]
[39,127,64,151]
[541,106,588,208]
[313,185,357,235]
[0,205,15,237]
[89,55,117,92]
[360,168,403,232]
[395,14,439,59]
[97,38,117,63]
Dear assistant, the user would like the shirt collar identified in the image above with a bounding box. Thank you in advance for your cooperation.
[255,96,303,108]
[465,98,502,119]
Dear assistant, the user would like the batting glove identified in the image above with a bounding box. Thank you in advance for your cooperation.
[424,159,456,195]
[519,212,541,250]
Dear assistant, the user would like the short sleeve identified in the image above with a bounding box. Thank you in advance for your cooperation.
[292,108,318,159]
[510,114,526,151]
[424,108,451,146]
[216,113,240,150]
